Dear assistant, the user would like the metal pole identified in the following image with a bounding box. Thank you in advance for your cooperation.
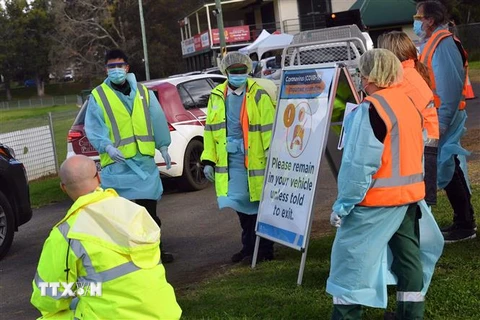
[48,112,60,174]
[214,0,227,57]
[138,0,150,80]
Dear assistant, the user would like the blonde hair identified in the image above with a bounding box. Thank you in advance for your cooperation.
[359,49,403,88]
[377,31,431,87]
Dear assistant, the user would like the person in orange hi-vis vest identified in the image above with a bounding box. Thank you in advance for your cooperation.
[415,0,476,243]
[326,49,443,320]
[378,31,439,207]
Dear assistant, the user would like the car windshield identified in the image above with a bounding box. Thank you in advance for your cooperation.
[266,58,281,69]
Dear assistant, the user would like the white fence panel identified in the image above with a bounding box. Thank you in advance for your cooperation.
[0,126,56,181]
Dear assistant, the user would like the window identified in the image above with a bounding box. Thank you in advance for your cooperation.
[179,79,212,109]
[209,77,226,86]
[177,86,196,109]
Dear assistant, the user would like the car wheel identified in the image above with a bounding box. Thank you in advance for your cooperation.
[0,191,15,260]
[179,140,209,191]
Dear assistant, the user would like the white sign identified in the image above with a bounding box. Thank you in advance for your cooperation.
[257,67,336,250]
[181,37,195,55]
[201,32,210,47]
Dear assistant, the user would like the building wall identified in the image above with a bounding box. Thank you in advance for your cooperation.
[331,0,356,13]
[274,0,300,33]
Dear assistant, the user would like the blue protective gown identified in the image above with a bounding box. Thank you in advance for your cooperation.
[326,102,444,308]
[217,88,259,214]
[420,26,471,190]
[84,73,171,200]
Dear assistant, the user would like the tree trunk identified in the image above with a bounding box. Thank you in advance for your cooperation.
[36,74,45,97]
[4,77,12,101]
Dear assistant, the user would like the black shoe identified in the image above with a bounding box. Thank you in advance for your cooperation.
[231,251,250,263]
[443,227,476,243]
[441,223,477,233]
[161,251,174,263]
[383,312,395,320]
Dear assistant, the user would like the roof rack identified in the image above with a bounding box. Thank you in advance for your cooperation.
[292,24,366,49]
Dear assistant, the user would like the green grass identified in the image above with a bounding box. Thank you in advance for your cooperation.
[468,60,480,82]
[0,105,78,207]
[177,186,480,320]
[0,81,102,101]
[469,61,480,69]
[29,175,68,208]
[0,105,78,122]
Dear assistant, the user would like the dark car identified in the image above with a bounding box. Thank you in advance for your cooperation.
[0,143,32,259]
[24,79,36,87]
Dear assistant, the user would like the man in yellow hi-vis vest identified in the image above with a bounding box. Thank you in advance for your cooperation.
[85,49,174,262]
[201,52,276,263]
[31,155,181,320]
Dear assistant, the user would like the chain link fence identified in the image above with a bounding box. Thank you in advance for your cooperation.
[0,95,79,109]
[0,108,79,181]
[453,22,480,61]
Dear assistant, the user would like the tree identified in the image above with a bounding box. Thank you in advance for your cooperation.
[22,0,54,96]
[49,0,201,82]
[49,0,138,84]
[0,0,29,100]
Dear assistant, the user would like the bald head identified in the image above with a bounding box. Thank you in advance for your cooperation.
[60,155,100,201]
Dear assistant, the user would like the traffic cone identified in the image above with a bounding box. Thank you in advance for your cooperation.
[465,74,476,100]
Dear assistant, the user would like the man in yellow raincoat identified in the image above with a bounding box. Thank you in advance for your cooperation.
[31,155,181,319]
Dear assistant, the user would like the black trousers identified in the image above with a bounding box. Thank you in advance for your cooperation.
[135,199,161,228]
[444,156,476,229]
[424,146,438,205]
[135,199,168,253]
[236,212,274,257]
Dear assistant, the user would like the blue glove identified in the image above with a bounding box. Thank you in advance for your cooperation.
[159,146,171,170]
[105,145,124,163]
[204,165,214,182]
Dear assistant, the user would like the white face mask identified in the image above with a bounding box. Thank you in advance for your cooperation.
[360,78,370,97]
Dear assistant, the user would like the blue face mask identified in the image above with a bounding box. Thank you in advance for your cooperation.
[413,20,426,38]
[228,74,248,88]
[108,68,127,85]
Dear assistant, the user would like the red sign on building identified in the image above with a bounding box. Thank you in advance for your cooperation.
[212,25,250,44]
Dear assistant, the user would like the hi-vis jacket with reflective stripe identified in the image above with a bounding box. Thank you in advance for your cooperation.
[31,188,182,320]
[91,83,155,167]
[201,79,275,201]
[420,29,468,111]
[360,88,425,207]
[400,59,439,146]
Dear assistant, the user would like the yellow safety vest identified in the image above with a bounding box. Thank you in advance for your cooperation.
[31,188,182,320]
[91,83,155,167]
[201,79,275,201]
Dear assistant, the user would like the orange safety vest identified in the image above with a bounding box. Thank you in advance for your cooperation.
[419,29,468,110]
[359,88,425,207]
[400,59,439,144]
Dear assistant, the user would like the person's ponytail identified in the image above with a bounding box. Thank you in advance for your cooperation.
[414,59,432,89]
